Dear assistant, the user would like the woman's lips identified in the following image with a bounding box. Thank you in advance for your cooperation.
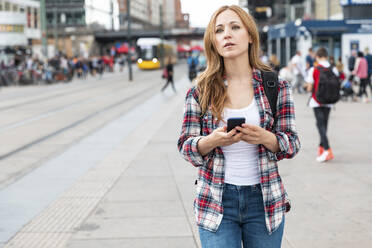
[224,43,235,48]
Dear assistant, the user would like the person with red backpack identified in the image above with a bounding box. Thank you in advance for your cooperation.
[306,47,340,163]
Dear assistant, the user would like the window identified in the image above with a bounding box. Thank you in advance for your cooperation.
[0,2,3,11]
[34,8,38,28]
[47,13,53,25]
[0,24,24,33]
[12,3,18,12]
[27,7,31,28]
[4,2,10,11]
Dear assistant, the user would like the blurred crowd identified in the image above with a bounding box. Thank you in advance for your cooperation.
[0,53,127,86]
[266,47,372,103]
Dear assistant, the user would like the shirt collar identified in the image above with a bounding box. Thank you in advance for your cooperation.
[252,68,262,84]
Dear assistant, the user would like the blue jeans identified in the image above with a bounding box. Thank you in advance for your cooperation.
[198,183,284,248]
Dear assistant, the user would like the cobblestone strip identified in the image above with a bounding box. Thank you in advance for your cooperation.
[3,150,133,248]
[3,77,189,248]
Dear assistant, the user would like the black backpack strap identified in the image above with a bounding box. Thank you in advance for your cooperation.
[261,70,279,127]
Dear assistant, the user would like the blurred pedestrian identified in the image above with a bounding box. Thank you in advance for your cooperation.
[353,51,369,103]
[340,75,356,101]
[97,56,104,79]
[291,51,306,93]
[60,56,69,81]
[305,47,339,163]
[119,54,125,72]
[161,56,176,93]
[198,51,207,72]
[364,47,372,100]
[348,50,357,73]
[187,52,198,82]
[178,5,300,247]
[268,54,280,73]
[305,47,315,71]
[329,56,335,67]
[279,62,293,83]
[336,57,345,82]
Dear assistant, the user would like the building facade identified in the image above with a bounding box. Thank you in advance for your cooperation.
[117,0,183,30]
[43,0,120,57]
[162,0,174,28]
[175,0,188,28]
[0,0,41,48]
[45,0,119,30]
[267,0,372,70]
[314,0,343,20]
[118,0,160,29]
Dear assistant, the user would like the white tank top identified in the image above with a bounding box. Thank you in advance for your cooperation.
[218,99,260,186]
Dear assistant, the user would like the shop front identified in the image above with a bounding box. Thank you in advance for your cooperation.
[267,19,372,70]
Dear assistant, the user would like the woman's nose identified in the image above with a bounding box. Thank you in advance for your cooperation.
[224,28,232,38]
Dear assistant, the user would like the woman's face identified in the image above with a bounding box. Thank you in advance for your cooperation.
[213,9,251,60]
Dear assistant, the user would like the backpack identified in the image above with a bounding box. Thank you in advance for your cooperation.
[162,67,168,79]
[315,66,341,104]
[261,71,279,128]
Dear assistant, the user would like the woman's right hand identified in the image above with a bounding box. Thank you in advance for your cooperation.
[210,126,243,147]
[197,126,242,156]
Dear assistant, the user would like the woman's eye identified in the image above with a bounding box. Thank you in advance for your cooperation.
[232,25,240,30]
[215,29,223,33]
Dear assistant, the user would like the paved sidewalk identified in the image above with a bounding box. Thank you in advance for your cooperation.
[3,75,372,247]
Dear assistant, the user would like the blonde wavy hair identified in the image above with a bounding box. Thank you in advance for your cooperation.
[197,5,271,121]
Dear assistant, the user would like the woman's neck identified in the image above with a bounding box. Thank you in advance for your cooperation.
[224,54,253,85]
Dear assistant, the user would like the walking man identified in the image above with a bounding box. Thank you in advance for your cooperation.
[306,47,339,163]
[161,56,176,93]
[291,51,306,93]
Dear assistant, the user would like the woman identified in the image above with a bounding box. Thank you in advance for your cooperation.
[177,5,300,248]
[353,51,369,103]
[161,56,176,93]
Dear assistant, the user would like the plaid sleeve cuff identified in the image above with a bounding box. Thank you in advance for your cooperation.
[183,136,205,167]
[266,132,290,161]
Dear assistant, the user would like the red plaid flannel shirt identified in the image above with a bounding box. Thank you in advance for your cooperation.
[177,70,300,234]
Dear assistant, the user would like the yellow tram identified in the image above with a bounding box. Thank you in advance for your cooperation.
[136,38,176,70]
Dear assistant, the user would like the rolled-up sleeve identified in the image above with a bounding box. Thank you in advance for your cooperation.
[177,87,205,167]
[267,79,301,161]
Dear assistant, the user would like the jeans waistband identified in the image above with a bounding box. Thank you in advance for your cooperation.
[224,183,261,191]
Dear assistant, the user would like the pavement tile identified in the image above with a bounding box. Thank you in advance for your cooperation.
[72,217,193,240]
[104,175,180,202]
[66,237,197,248]
[92,201,186,219]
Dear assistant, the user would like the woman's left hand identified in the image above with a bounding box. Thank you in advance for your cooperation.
[235,123,269,145]
[236,123,280,152]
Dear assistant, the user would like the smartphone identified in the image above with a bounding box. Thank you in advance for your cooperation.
[227,117,246,132]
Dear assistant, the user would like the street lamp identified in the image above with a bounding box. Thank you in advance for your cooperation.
[53,7,58,56]
[60,13,66,55]
[40,0,48,58]
[127,0,133,81]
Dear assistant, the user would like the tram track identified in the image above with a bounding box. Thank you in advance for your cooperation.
[0,64,185,188]
[0,79,139,133]
[0,73,130,112]
[0,83,157,161]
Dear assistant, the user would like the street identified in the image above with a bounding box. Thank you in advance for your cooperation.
[0,64,372,247]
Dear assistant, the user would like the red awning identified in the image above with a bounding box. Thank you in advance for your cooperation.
[190,45,203,51]
[177,45,188,52]
[117,44,129,54]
